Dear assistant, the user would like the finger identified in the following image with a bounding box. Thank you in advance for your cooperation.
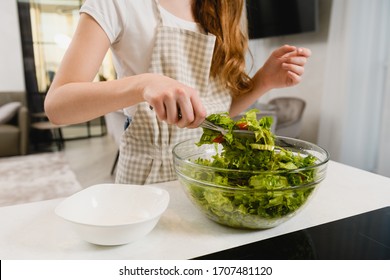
[176,99,194,128]
[287,71,302,86]
[164,98,180,124]
[297,47,312,57]
[285,56,307,66]
[187,112,205,128]
[282,47,312,60]
[150,102,167,122]
[272,45,297,58]
[282,63,305,76]
[187,96,206,129]
[174,86,196,126]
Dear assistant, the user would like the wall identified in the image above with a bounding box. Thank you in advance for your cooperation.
[0,0,25,92]
[247,0,332,143]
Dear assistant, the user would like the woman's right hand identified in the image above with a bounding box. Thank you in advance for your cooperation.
[140,73,207,129]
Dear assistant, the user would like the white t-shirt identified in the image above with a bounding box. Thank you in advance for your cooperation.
[80,0,203,116]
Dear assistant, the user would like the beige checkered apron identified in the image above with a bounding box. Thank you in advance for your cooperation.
[115,1,232,185]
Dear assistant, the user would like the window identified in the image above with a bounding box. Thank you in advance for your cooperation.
[18,0,115,108]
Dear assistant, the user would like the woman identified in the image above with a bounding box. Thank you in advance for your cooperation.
[44,0,311,184]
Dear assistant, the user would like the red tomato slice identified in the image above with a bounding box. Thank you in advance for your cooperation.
[236,122,248,130]
[212,134,224,143]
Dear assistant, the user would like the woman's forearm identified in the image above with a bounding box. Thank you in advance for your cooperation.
[229,68,271,117]
[44,75,146,125]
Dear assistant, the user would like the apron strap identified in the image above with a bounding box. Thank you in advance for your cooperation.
[153,0,164,26]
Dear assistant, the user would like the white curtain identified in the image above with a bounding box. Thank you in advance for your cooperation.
[318,0,390,177]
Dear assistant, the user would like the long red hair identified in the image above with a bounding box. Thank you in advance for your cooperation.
[192,0,253,96]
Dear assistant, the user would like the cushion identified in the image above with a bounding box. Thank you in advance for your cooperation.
[0,102,22,124]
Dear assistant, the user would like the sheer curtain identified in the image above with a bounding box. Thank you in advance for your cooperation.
[318,0,390,177]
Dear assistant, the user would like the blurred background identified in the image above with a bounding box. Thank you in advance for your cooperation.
[1,0,389,178]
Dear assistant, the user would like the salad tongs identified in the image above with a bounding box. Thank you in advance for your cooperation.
[200,120,255,137]
[150,105,253,137]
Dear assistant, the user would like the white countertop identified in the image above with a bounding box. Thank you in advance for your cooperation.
[1,160,389,260]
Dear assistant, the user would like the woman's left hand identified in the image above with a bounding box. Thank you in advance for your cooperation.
[253,45,312,91]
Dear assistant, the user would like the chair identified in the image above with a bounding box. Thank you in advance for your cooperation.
[269,97,306,138]
[104,110,127,175]
[0,92,29,156]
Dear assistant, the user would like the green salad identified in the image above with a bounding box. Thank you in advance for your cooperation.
[183,109,319,228]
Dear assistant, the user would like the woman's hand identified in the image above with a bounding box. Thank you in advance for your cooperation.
[229,45,311,117]
[141,73,207,129]
[253,45,312,91]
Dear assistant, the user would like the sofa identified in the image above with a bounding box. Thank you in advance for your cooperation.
[0,91,29,156]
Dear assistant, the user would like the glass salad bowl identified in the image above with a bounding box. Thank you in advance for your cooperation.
[173,137,329,229]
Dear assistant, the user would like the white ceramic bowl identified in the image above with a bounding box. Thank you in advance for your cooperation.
[55,184,170,246]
